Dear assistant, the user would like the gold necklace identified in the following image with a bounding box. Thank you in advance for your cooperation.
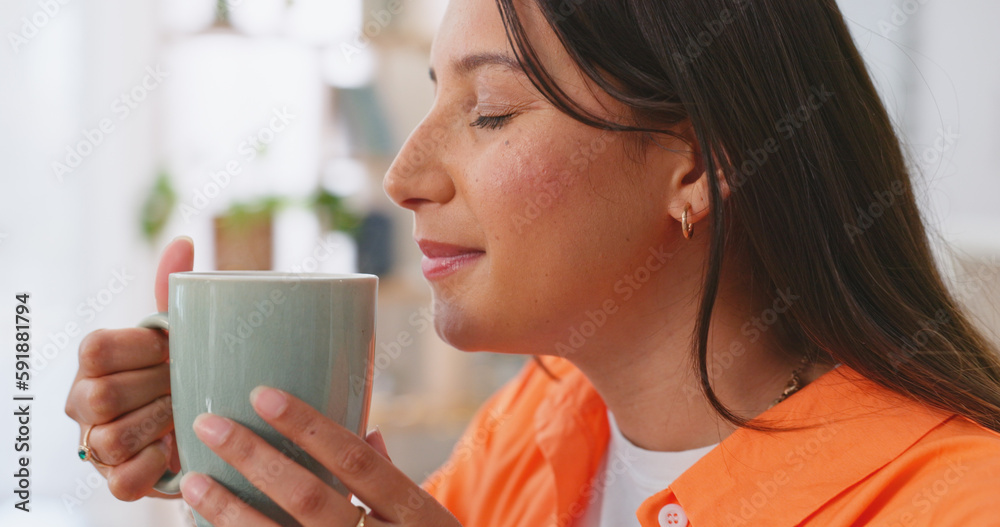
[767,355,810,410]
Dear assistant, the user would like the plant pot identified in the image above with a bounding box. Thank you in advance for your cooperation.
[213,212,273,270]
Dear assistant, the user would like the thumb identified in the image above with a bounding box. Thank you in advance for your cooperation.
[365,426,391,462]
[155,236,195,312]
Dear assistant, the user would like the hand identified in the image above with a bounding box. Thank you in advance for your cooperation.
[179,386,463,527]
[64,236,194,500]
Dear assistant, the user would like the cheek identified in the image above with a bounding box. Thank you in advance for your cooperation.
[475,133,637,292]
[471,137,590,237]
[438,131,661,353]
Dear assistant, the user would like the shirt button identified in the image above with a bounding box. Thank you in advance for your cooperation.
[658,503,688,527]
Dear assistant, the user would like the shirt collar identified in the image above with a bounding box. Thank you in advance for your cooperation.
[533,359,609,522]
[637,364,954,526]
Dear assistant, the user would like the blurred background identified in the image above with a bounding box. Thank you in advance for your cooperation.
[0,0,998,525]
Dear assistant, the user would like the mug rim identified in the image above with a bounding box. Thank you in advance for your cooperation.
[171,271,377,281]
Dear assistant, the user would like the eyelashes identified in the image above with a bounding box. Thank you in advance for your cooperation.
[470,113,516,130]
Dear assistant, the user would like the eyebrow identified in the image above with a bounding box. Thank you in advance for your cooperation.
[428,52,524,83]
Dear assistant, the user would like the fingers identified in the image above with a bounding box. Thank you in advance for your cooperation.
[155,236,194,312]
[365,427,391,461]
[69,363,171,425]
[180,472,279,527]
[77,328,168,378]
[249,387,422,523]
[85,394,174,466]
[105,434,174,502]
[191,413,360,526]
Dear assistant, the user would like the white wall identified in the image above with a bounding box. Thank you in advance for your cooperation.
[0,0,186,524]
[838,0,1000,253]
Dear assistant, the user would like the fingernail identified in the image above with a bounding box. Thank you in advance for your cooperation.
[193,414,233,447]
[251,386,288,419]
[181,472,210,506]
[367,426,390,461]
[171,235,194,245]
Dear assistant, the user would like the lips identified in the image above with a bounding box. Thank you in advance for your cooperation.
[416,239,485,280]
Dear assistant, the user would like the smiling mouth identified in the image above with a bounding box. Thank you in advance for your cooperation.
[416,239,485,280]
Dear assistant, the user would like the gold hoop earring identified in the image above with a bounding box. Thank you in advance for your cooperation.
[681,204,694,240]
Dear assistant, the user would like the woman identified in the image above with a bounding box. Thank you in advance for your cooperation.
[64,0,1000,525]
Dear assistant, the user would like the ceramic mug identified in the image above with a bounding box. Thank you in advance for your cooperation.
[137,271,376,526]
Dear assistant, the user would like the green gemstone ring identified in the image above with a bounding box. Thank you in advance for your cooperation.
[79,425,113,468]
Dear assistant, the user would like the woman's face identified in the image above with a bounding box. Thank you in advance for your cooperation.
[383,0,691,355]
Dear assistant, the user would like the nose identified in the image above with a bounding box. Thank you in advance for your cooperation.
[383,115,456,211]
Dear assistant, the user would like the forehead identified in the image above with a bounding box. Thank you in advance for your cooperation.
[430,0,514,66]
[429,0,572,80]
[427,0,623,119]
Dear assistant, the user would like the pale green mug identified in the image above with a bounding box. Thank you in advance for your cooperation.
[137,271,376,527]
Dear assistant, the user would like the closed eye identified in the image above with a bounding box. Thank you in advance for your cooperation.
[470,113,515,130]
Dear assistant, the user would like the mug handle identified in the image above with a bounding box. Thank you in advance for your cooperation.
[137,312,182,495]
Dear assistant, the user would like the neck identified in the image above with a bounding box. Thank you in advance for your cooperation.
[559,243,829,452]
[567,321,808,452]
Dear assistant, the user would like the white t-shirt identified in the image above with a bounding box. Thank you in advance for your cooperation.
[574,411,718,527]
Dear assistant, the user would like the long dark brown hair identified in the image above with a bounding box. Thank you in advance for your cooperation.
[500,0,1000,432]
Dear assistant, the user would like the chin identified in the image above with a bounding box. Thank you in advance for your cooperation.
[432,313,485,352]
[430,309,514,353]
[433,311,555,356]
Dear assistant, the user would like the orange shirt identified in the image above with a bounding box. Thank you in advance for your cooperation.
[422,356,1000,526]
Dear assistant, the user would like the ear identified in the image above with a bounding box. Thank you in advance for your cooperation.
[651,123,731,226]
[667,168,732,226]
